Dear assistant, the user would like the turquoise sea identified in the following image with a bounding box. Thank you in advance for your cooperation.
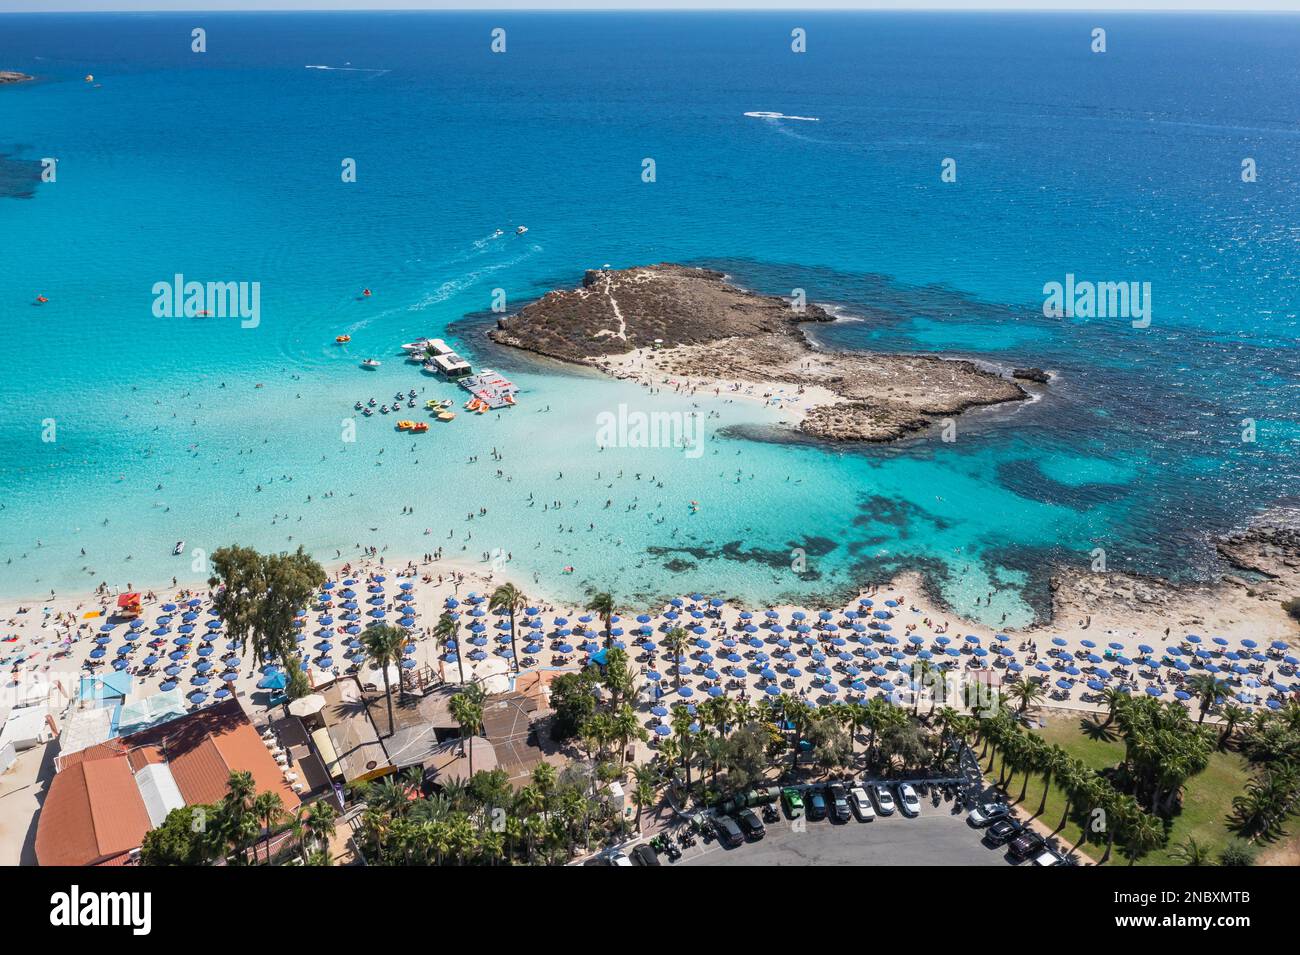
[1,12,1298,626]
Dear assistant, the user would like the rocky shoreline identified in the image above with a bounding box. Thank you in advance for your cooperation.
[490,264,1033,442]
[1031,522,1300,641]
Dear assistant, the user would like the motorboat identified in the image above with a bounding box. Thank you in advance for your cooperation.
[515,225,528,235]
[360,358,381,369]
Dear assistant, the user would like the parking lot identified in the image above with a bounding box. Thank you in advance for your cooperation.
[675,802,1011,866]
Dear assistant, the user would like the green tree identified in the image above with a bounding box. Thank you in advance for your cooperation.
[585,592,616,650]
[362,624,408,736]
[434,611,465,686]
[489,582,527,673]
[450,691,485,776]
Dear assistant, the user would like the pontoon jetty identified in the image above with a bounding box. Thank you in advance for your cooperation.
[460,369,519,410]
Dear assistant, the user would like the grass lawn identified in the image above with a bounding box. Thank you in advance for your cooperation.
[981,712,1251,865]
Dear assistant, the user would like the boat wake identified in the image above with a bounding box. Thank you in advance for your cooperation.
[407,245,541,312]
[305,64,391,76]
[743,111,820,122]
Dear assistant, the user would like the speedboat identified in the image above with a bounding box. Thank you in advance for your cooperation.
[400,340,430,353]
[515,225,528,235]
[492,229,503,238]
[360,358,381,369]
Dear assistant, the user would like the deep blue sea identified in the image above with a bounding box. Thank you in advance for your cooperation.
[1,12,1298,625]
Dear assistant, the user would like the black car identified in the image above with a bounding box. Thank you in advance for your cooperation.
[737,807,766,840]
[631,844,661,866]
[713,814,744,848]
[984,818,1023,847]
[1008,830,1047,861]
[826,783,851,822]
[806,788,828,820]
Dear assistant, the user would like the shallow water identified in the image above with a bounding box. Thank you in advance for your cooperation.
[1,12,1297,625]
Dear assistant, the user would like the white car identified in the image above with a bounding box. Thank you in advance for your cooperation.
[849,786,876,822]
[871,783,896,815]
[897,783,922,818]
[607,851,634,867]
[1031,848,1065,866]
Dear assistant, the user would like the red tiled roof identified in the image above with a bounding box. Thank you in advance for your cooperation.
[37,698,299,866]
[35,758,152,867]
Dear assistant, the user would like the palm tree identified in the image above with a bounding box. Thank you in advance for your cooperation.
[1185,674,1229,725]
[433,612,465,686]
[1121,808,1164,865]
[663,627,690,690]
[1007,677,1044,716]
[221,770,258,863]
[1170,836,1215,866]
[1217,703,1246,750]
[531,762,557,825]
[362,624,408,736]
[450,691,485,776]
[670,704,697,789]
[251,791,285,863]
[631,765,658,833]
[299,799,337,862]
[586,592,616,649]
[1098,686,1127,729]
[489,582,527,673]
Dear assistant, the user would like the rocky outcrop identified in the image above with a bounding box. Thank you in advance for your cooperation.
[490,263,1033,444]
[0,71,34,85]
[491,264,833,363]
[1012,367,1051,384]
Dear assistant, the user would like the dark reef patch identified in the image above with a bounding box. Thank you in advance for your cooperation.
[0,150,42,200]
[995,459,1132,511]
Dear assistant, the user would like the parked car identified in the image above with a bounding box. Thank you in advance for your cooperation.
[606,851,634,866]
[713,814,745,848]
[849,786,876,822]
[737,807,766,840]
[984,818,1022,847]
[871,783,896,815]
[1030,847,1065,866]
[631,844,661,866]
[807,788,828,820]
[896,783,922,818]
[781,786,805,819]
[967,801,1011,827]
[1008,830,1047,861]
[827,783,852,822]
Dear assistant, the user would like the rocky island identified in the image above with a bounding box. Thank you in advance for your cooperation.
[0,71,34,85]
[490,264,1032,442]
